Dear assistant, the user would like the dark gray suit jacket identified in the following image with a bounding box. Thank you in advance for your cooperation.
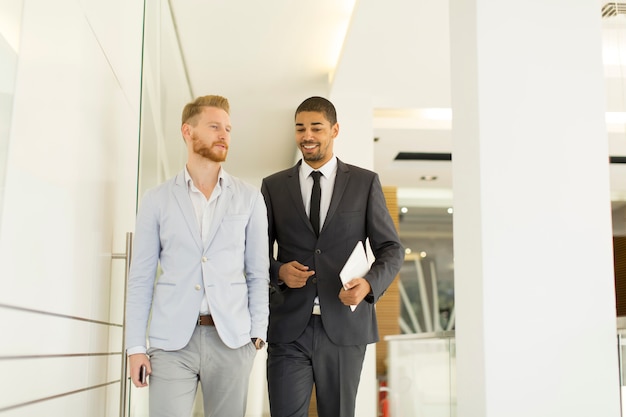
[261,159,404,346]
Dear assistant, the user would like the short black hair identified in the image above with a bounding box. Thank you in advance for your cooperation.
[295,96,337,126]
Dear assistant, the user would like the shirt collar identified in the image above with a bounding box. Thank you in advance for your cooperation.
[184,165,224,190]
[301,155,337,179]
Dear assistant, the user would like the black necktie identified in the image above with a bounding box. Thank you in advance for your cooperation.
[309,171,322,236]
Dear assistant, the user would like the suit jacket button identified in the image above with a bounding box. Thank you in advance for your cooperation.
[311,278,317,284]
[315,249,321,254]
[195,284,201,290]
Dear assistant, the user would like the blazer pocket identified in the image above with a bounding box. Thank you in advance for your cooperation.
[222,214,248,222]
[217,215,248,251]
[338,210,362,220]
[335,210,364,237]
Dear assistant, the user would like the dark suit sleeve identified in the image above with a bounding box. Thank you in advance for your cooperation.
[260,178,284,288]
[363,174,405,302]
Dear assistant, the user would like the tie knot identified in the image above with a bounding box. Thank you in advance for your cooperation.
[311,171,322,182]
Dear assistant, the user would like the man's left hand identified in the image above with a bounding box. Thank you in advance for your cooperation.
[339,278,371,306]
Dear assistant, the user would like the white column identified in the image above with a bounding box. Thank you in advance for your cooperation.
[330,93,374,169]
[450,1,621,416]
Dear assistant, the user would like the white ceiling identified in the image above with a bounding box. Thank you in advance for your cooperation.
[169,0,626,211]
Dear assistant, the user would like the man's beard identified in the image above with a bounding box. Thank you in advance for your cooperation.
[192,135,227,162]
[301,142,325,162]
[303,152,324,162]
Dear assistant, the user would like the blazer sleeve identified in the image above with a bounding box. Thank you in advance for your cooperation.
[260,178,283,286]
[244,190,270,340]
[363,173,405,302]
[125,188,161,352]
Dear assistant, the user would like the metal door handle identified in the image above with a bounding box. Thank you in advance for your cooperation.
[113,232,133,417]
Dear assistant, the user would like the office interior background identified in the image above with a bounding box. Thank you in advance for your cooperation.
[1,0,626,416]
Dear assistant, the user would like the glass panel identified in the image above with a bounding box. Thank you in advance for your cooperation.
[398,207,455,334]
[0,0,23,229]
[386,333,456,417]
[128,0,192,414]
[136,0,191,201]
[619,330,626,417]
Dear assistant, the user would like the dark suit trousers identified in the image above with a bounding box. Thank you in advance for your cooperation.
[267,315,367,417]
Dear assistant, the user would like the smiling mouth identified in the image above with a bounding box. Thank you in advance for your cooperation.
[302,143,317,150]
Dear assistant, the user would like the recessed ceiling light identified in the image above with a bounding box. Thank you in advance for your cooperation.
[401,207,408,214]
[447,207,453,214]
[420,175,438,181]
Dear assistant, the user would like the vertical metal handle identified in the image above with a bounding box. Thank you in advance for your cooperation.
[112,232,133,417]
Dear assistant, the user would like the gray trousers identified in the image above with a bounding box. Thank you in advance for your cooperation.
[148,325,256,417]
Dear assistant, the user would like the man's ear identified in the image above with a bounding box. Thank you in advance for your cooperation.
[332,122,339,139]
[181,123,192,142]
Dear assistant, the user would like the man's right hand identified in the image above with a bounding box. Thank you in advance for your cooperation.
[278,261,315,288]
[128,353,151,388]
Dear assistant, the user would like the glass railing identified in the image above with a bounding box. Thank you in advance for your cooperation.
[617,318,626,417]
[387,322,626,417]
[385,331,456,417]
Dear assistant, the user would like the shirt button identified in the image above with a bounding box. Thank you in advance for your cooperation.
[195,284,202,291]
[202,256,208,262]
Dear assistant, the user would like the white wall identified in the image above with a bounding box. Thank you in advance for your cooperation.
[0,0,144,415]
[450,1,621,416]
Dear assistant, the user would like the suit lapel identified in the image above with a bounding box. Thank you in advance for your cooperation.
[173,171,203,251]
[202,174,233,251]
[286,161,316,236]
[323,159,350,234]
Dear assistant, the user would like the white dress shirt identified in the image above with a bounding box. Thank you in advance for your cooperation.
[185,166,223,315]
[299,156,337,308]
[299,156,337,229]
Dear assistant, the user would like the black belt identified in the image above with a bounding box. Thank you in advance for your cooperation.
[197,315,215,326]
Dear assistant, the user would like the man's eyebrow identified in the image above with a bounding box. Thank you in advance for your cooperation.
[205,120,231,129]
[295,122,324,126]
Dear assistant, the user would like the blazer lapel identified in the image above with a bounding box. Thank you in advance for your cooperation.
[173,171,203,251]
[202,172,233,251]
[323,159,350,234]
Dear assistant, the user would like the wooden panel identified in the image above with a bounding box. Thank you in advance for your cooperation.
[378,186,401,376]
[614,237,626,316]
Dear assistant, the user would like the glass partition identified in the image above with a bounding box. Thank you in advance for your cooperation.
[136,0,191,202]
[397,206,455,336]
[127,0,191,415]
[0,0,23,231]
[617,324,626,417]
[385,332,456,417]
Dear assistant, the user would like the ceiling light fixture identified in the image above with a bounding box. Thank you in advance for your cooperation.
[602,2,626,18]
[420,175,438,181]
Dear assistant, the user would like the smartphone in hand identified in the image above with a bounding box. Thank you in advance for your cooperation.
[139,365,147,384]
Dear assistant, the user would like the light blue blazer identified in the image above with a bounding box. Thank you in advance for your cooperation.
[125,169,269,351]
